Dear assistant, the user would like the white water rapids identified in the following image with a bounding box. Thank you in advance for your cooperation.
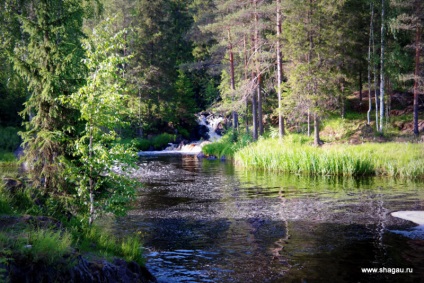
[138,114,224,156]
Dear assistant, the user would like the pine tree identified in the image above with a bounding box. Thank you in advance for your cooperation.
[391,0,423,136]
[282,0,346,145]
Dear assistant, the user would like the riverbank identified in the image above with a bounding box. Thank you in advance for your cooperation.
[200,130,424,179]
[0,171,156,283]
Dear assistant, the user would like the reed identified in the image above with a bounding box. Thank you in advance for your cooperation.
[234,137,424,178]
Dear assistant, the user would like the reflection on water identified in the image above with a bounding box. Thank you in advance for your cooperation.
[115,154,424,282]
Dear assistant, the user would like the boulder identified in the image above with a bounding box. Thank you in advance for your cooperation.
[5,255,157,283]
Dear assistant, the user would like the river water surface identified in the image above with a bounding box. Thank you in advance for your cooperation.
[114,154,424,282]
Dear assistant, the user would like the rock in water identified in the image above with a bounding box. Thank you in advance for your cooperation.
[391,211,424,225]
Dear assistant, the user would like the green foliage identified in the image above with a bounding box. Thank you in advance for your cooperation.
[6,0,86,190]
[63,18,138,225]
[131,138,152,151]
[0,184,13,215]
[22,229,72,265]
[131,133,176,151]
[151,133,176,150]
[235,138,424,178]
[0,150,16,164]
[0,127,20,151]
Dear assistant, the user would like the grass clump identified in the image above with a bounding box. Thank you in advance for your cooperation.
[23,229,72,264]
[202,130,252,158]
[0,228,72,265]
[72,224,144,265]
[234,136,424,178]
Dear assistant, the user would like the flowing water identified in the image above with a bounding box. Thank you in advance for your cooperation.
[114,154,424,283]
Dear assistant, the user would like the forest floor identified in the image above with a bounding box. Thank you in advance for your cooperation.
[318,91,424,145]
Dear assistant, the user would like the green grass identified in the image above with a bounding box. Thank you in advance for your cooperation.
[24,229,73,264]
[202,130,252,158]
[71,224,144,265]
[234,136,424,178]
[0,228,72,265]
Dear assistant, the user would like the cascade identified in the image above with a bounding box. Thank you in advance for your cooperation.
[138,113,224,155]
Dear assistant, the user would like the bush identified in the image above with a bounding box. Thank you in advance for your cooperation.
[131,138,151,151]
[0,185,13,215]
[0,127,20,151]
[151,133,176,150]
[0,150,16,164]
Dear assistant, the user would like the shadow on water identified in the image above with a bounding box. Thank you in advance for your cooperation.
[114,154,424,283]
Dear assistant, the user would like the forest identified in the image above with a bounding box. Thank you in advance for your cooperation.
[0,0,423,281]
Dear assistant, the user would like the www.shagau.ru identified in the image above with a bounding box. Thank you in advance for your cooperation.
[361,267,413,274]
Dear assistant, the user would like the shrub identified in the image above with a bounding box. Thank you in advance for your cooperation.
[0,127,20,151]
[151,133,176,150]
[131,138,151,151]
[0,185,13,215]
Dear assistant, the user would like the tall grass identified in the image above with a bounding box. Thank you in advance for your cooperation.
[234,137,424,178]
[72,224,144,265]
[202,130,252,158]
[24,229,72,264]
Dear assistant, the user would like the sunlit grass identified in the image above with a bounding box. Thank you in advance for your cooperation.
[72,224,144,265]
[202,130,252,158]
[234,136,424,178]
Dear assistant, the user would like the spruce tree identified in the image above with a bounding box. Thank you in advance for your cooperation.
[6,0,86,192]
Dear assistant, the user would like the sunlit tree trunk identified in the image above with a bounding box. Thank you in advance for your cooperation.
[367,2,374,125]
[228,29,238,130]
[277,0,285,137]
[253,0,263,136]
[413,25,421,136]
[379,0,385,133]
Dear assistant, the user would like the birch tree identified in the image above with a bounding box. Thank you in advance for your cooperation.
[65,19,137,225]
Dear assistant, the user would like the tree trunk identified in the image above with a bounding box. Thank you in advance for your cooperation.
[307,108,311,137]
[367,3,374,125]
[244,35,250,134]
[257,74,263,135]
[276,0,285,137]
[359,71,363,102]
[228,29,238,130]
[252,80,258,141]
[313,113,320,146]
[245,99,249,134]
[379,0,385,133]
[89,123,94,226]
[413,25,421,136]
[253,0,263,136]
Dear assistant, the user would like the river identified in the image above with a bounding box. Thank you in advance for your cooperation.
[114,154,424,282]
